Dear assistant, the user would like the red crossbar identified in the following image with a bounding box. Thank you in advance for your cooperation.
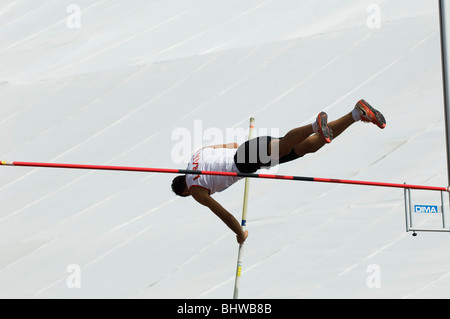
[1,161,448,192]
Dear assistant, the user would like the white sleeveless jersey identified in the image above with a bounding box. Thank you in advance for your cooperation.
[186,148,243,195]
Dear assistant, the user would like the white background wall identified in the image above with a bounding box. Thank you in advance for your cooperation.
[0,0,449,298]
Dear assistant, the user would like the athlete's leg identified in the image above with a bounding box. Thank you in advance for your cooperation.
[293,112,354,157]
[292,98,386,157]
[268,124,314,160]
[269,99,386,162]
[269,111,333,160]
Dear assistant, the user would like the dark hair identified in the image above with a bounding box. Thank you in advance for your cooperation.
[171,175,188,197]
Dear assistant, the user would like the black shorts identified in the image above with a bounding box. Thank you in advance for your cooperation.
[233,136,300,173]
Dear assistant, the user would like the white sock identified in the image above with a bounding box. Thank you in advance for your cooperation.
[352,108,361,122]
[312,121,319,134]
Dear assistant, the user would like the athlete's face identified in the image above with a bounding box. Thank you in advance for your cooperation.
[182,188,191,197]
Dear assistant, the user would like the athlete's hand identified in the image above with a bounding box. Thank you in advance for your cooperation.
[237,230,248,244]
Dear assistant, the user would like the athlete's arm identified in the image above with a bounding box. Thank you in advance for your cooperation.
[204,143,239,149]
[190,186,248,244]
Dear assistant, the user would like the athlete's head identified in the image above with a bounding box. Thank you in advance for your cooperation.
[171,175,190,197]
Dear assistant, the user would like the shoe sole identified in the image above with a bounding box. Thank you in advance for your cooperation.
[317,112,333,143]
[357,99,386,129]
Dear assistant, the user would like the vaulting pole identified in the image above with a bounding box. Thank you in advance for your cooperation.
[233,117,255,299]
[1,161,447,192]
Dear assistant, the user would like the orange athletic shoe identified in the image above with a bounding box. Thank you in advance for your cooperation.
[316,111,333,143]
[355,99,386,129]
